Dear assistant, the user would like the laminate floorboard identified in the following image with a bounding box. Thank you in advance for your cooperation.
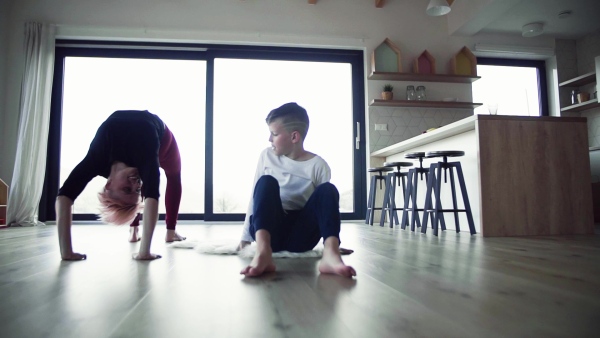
[0,222,599,338]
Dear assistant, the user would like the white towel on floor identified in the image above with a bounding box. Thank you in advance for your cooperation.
[169,240,325,258]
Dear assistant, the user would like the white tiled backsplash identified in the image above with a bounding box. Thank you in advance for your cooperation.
[369,106,473,153]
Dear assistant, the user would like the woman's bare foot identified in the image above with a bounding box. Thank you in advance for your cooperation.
[129,226,141,242]
[240,250,276,277]
[165,230,186,242]
[318,237,356,278]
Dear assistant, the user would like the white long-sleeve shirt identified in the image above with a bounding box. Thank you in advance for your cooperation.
[240,147,331,242]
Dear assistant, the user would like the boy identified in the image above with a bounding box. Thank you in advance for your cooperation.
[238,102,356,278]
[57,110,185,261]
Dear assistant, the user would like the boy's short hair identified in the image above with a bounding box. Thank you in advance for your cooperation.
[266,102,309,139]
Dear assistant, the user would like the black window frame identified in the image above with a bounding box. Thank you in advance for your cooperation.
[476,57,549,116]
[39,40,367,222]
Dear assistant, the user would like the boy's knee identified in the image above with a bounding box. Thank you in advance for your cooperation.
[257,175,278,186]
[316,182,339,198]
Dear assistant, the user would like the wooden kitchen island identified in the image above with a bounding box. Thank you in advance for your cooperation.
[371,115,594,237]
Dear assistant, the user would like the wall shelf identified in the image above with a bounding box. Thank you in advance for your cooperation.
[369,71,480,83]
[558,71,596,87]
[560,98,600,112]
[370,99,482,109]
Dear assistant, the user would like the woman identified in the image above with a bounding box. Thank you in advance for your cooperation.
[57,110,185,261]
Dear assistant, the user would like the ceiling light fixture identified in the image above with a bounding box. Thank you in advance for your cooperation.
[522,22,544,37]
[426,0,451,16]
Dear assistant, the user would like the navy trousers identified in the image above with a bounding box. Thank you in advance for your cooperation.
[249,175,341,252]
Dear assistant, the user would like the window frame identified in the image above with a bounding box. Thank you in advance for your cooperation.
[39,40,367,222]
[476,57,549,116]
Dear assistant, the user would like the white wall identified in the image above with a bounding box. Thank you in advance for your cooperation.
[0,0,555,186]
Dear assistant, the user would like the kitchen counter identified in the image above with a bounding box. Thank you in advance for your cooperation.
[372,115,594,237]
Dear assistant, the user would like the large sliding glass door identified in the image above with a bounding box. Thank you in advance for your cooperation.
[212,58,355,216]
[41,41,366,222]
[60,56,206,215]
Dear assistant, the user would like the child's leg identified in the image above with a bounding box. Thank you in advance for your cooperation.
[158,126,185,242]
[241,175,286,277]
[289,182,356,277]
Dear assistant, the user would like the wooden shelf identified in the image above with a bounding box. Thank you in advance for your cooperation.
[370,99,482,109]
[559,71,596,87]
[560,98,600,112]
[369,71,480,83]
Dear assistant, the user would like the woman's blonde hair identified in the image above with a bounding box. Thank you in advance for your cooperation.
[97,190,142,225]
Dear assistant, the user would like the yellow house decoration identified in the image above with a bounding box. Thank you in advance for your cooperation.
[451,46,477,76]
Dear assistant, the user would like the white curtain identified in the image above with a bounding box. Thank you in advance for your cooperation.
[7,22,55,227]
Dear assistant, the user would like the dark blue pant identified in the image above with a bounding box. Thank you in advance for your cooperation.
[249,175,341,252]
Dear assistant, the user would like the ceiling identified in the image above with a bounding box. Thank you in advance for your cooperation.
[467,0,600,39]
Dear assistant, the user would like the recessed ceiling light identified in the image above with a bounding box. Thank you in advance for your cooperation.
[558,10,572,19]
[522,22,544,38]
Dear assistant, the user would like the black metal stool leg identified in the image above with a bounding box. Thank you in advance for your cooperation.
[449,165,460,232]
[455,163,476,234]
[366,175,377,225]
[433,164,444,236]
[401,169,413,230]
[380,173,393,227]
[421,163,437,233]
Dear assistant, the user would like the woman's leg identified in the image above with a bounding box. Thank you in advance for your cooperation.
[158,125,184,241]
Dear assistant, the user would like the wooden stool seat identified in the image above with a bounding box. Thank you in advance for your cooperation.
[426,150,465,158]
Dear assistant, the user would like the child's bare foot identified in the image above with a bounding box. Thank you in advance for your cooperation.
[166,230,186,242]
[129,226,141,242]
[318,249,356,277]
[241,251,276,277]
[319,238,356,278]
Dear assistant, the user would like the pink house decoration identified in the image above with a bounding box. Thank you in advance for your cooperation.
[413,50,436,74]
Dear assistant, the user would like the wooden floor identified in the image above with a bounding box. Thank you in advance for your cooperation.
[1,221,600,338]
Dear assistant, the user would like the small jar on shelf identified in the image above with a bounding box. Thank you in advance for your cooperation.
[416,86,426,101]
[406,85,416,100]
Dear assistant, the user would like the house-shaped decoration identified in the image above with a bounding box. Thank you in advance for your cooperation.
[413,50,436,74]
[451,46,477,76]
[371,38,402,73]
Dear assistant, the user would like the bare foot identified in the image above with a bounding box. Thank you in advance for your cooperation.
[129,226,141,242]
[318,247,356,278]
[240,251,276,277]
[166,230,186,242]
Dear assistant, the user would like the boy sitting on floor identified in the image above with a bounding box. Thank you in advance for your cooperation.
[237,102,356,278]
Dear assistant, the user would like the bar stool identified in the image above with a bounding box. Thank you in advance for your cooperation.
[422,150,476,236]
[380,161,413,227]
[366,166,394,225]
[401,152,446,232]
